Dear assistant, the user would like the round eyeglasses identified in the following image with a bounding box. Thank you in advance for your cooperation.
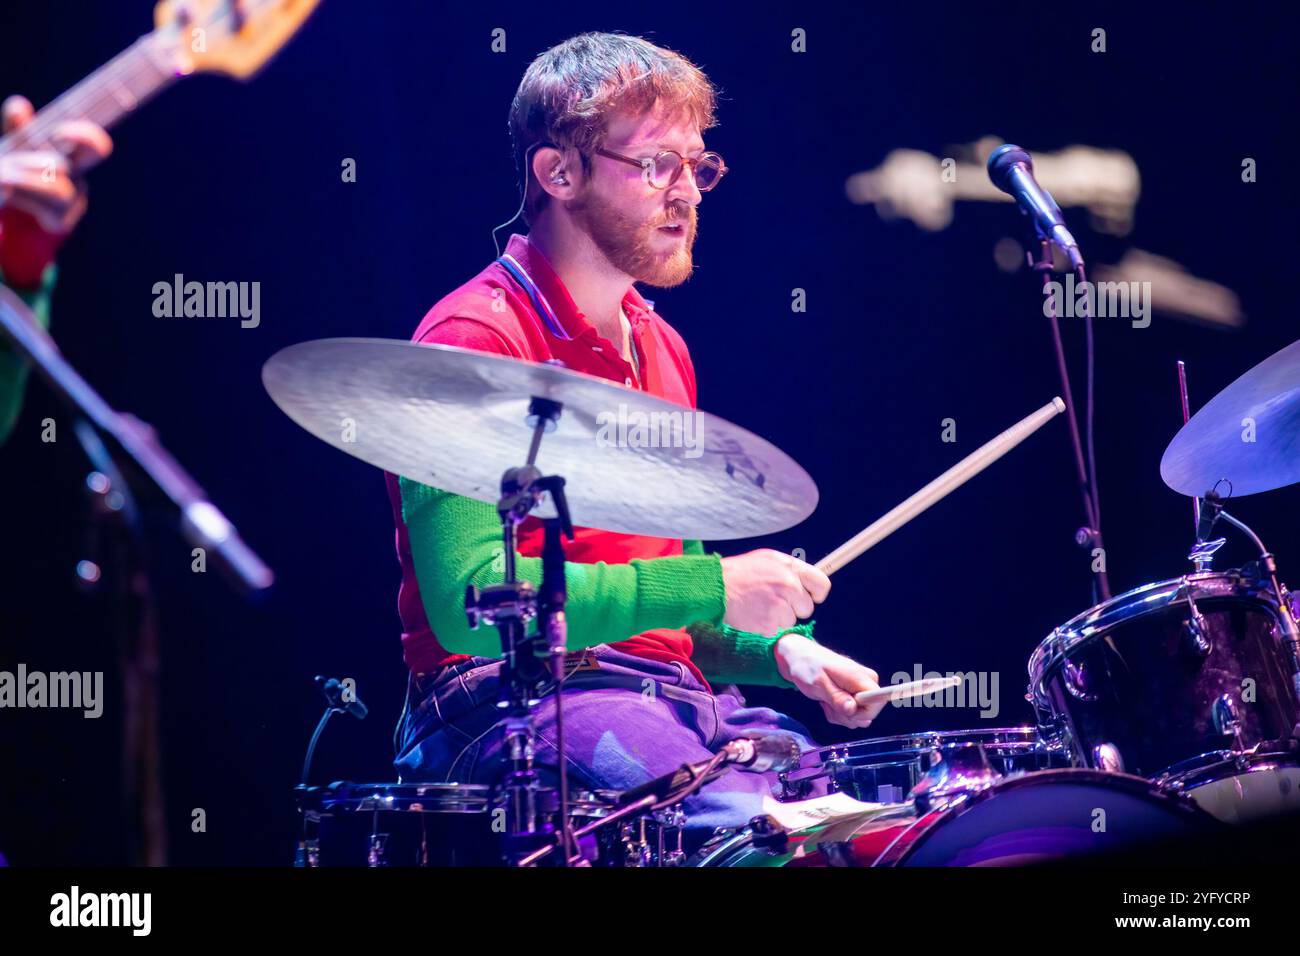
[593,146,729,192]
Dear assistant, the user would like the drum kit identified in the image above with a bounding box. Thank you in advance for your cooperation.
[266,333,1300,867]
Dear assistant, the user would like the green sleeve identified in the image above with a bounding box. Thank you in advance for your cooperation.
[400,477,727,657]
[682,537,819,687]
[687,620,817,688]
[0,263,57,447]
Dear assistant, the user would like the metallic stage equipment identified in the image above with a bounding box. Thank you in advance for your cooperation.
[294,782,687,868]
[1162,337,1300,498]
[778,727,1067,805]
[262,338,817,541]
[1030,572,1300,786]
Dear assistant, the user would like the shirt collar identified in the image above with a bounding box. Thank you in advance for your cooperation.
[503,233,653,342]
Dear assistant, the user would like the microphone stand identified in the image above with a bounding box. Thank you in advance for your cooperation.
[0,286,275,594]
[294,676,368,866]
[1028,230,1112,603]
[0,286,275,867]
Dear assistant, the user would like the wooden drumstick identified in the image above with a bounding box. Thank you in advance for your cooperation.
[855,675,961,706]
[816,397,1066,576]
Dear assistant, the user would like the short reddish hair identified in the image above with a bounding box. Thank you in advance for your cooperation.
[509,33,719,223]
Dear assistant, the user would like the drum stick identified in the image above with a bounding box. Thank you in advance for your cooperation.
[816,397,1065,576]
[855,676,961,706]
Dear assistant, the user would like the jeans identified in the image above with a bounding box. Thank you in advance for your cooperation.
[394,644,823,854]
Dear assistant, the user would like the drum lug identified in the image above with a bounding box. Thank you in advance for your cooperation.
[367,831,389,867]
[1062,660,1097,702]
[911,743,1002,811]
[294,838,320,868]
[1091,742,1125,773]
[1182,609,1213,659]
[1211,694,1246,756]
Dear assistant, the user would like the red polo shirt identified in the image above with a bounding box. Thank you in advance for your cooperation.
[387,233,709,684]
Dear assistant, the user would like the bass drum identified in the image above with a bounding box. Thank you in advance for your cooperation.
[692,769,1223,867]
[1167,749,1300,824]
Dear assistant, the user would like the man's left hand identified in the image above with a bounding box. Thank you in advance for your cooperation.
[774,635,886,730]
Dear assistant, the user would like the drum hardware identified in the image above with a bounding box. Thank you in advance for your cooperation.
[1188,537,1227,566]
[748,815,791,854]
[367,833,388,868]
[1091,743,1124,773]
[781,728,1065,805]
[910,743,1004,813]
[1211,695,1246,750]
[297,782,686,867]
[1180,586,1213,658]
[459,396,582,866]
[1062,658,1096,701]
[620,807,688,867]
[514,734,797,867]
[293,675,373,866]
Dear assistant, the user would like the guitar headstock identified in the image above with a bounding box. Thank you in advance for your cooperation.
[153,0,322,80]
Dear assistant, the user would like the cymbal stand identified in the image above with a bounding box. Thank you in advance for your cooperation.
[463,396,578,865]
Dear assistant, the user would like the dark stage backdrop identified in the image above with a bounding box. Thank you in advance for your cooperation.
[1,1,1296,863]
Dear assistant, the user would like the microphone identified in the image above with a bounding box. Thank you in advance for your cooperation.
[316,676,368,720]
[719,734,802,774]
[1196,489,1224,542]
[614,735,800,808]
[986,144,1084,272]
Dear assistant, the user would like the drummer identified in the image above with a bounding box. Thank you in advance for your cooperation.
[390,32,886,848]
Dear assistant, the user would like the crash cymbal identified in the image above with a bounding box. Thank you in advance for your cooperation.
[1161,337,1300,497]
[262,338,818,540]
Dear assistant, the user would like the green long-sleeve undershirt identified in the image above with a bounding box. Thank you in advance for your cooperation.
[0,265,57,447]
[400,476,800,686]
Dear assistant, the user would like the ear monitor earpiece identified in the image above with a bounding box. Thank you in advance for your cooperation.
[491,140,559,257]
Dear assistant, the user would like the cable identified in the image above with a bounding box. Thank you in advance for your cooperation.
[1079,264,1102,535]
[492,142,547,257]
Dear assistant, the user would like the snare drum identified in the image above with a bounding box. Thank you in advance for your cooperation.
[1029,571,1300,780]
[779,727,1066,803]
[694,769,1223,867]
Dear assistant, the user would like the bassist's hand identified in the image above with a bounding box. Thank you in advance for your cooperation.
[0,94,112,283]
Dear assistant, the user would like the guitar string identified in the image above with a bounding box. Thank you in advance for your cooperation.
[3,0,253,153]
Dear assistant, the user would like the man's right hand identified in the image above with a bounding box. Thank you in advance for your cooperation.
[719,548,830,635]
